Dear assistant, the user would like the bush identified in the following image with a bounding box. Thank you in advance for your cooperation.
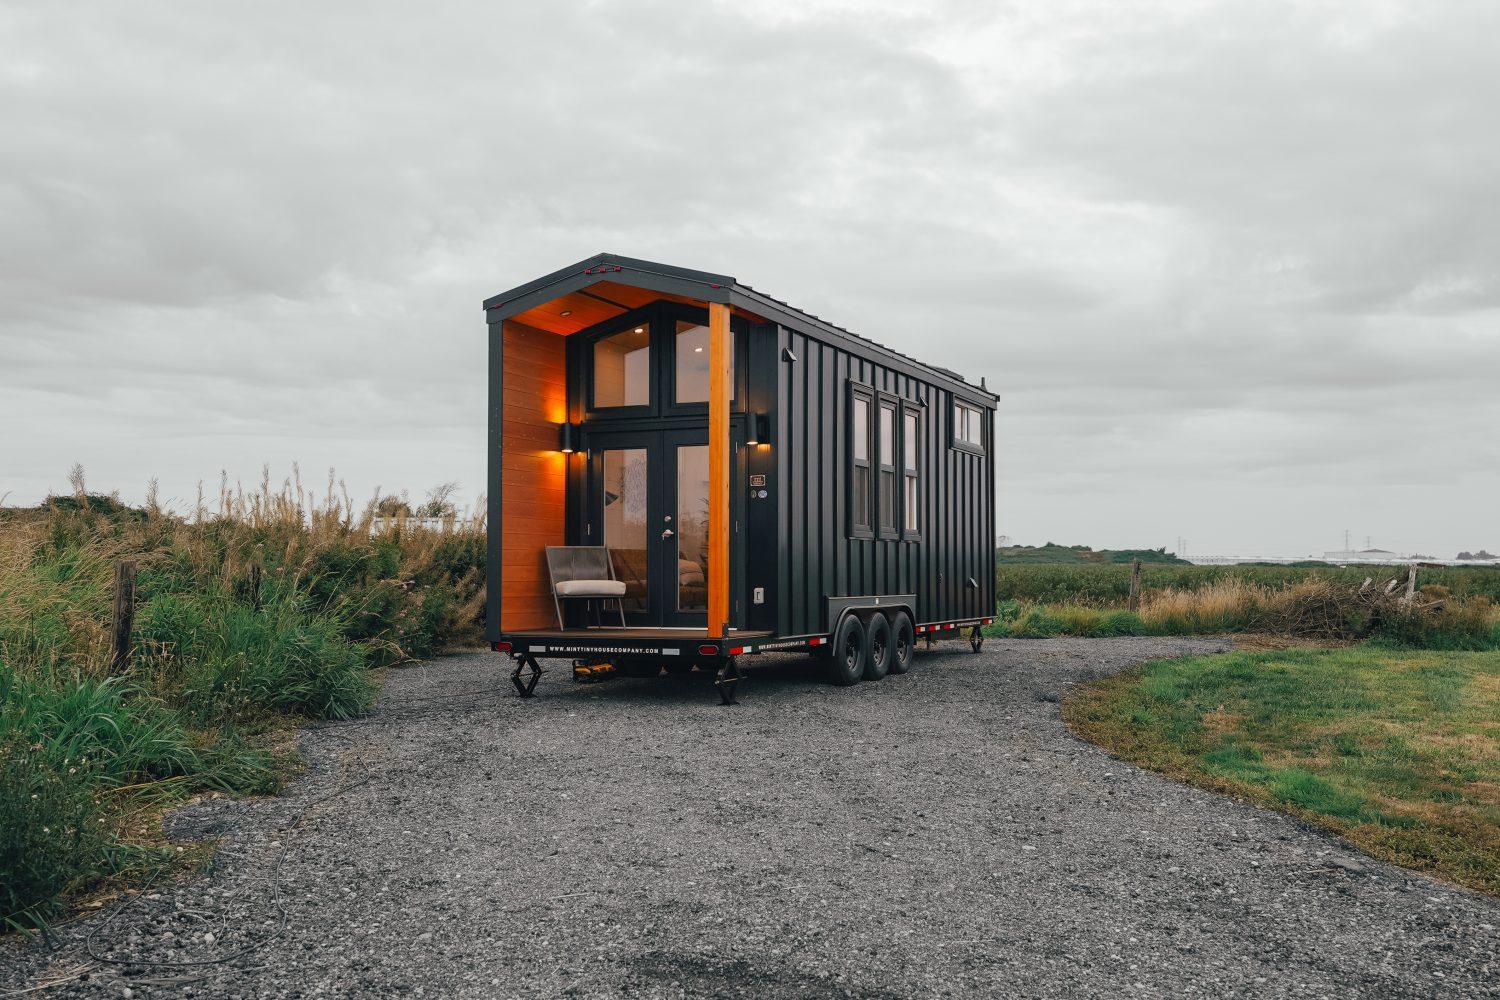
[0,468,485,929]
[0,733,106,932]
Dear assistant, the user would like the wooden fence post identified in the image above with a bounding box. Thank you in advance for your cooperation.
[110,561,136,673]
[1403,564,1418,606]
[1129,558,1142,611]
[249,561,263,611]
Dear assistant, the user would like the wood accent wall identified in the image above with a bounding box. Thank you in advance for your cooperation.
[500,319,567,631]
[706,302,732,638]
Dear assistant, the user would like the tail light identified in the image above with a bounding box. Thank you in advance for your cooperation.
[492,641,512,652]
[698,644,720,656]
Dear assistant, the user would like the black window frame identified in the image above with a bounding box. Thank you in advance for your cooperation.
[578,302,744,424]
[876,395,899,537]
[951,398,986,455]
[847,382,874,539]
[899,399,924,541]
[582,308,656,419]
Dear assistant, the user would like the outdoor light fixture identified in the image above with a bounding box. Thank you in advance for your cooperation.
[747,413,770,447]
[558,422,578,454]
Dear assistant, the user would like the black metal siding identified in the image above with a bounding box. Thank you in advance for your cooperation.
[761,324,995,635]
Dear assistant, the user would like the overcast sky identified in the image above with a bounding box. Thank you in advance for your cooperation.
[3,0,1496,557]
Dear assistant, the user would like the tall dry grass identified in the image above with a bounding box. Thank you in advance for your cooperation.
[1,465,486,930]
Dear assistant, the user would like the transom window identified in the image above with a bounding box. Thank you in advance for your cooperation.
[592,325,651,408]
[585,306,739,416]
[674,320,735,404]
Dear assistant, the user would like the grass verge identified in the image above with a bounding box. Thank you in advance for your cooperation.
[1064,645,1500,895]
[1,467,485,931]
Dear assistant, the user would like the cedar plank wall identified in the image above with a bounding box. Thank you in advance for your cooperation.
[500,319,568,630]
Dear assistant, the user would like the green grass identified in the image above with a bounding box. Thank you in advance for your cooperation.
[1,472,486,931]
[997,562,1500,605]
[1065,646,1500,894]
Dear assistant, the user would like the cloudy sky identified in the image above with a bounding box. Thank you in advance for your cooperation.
[3,0,1496,557]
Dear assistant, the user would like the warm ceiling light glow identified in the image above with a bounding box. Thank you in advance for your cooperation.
[559,309,572,317]
[634,327,644,333]
[694,346,703,353]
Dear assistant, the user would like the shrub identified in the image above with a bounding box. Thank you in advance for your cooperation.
[0,733,106,932]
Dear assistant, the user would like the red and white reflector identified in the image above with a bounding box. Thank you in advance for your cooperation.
[808,636,826,646]
[728,646,745,656]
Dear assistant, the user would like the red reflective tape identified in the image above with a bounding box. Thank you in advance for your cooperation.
[728,646,744,656]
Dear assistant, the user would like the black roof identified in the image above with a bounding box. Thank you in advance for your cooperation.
[484,253,998,405]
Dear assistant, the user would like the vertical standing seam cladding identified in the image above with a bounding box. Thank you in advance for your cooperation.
[485,255,997,645]
[753,325,995,637]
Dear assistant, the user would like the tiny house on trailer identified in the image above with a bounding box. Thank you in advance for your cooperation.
[485,254,997,703]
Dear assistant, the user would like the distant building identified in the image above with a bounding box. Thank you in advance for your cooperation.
[1322,548,1403,563]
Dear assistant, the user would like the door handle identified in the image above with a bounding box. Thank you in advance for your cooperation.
[661,529,675,540]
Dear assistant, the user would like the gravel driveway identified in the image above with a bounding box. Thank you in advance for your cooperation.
[6,637,1499,998]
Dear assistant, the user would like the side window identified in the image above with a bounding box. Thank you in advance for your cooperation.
[901,405,921,538]
[877,399,897,535]
[952,400,985,452]
[592,324,651,409]
[849,385,873,537]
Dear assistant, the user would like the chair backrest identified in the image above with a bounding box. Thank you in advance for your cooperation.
[544,546,616,589]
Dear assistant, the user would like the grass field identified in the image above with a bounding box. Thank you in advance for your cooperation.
[997,561,1500,605]
[1065,646,1500,895]
[1,470,484,931]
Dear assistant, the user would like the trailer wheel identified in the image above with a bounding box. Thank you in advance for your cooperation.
[887,611,915,674]
[862,613,892,681]
[825,614,866,686]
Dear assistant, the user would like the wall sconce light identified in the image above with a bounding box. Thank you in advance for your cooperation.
[747,413,771,447]
[558,422,578,454]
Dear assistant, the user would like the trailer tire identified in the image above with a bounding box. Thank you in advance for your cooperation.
[887,611,915,674]
[825,614,866,686]
[862,613,892,681]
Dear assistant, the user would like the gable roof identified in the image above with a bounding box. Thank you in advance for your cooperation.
[484,253,998,404]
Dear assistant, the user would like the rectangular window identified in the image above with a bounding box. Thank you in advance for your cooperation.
[849,386,873,536]
[902,408,920,536]
[878,399,897,534]
[953,400,985,451]
[592,325,651,408]
[673,319,736,404]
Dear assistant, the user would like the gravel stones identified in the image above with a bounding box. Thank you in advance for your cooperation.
[4,637,1498,998]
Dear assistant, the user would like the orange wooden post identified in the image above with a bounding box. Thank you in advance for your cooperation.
[707,302,732,638]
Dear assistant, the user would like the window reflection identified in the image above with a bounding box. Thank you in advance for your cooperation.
[593,326,650,408]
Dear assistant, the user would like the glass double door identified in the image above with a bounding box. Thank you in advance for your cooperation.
[585,427,712,627]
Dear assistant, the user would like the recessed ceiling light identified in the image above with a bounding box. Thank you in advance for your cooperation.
[634,327,644,333]
[560,309,572,317]
[694,347,703,353]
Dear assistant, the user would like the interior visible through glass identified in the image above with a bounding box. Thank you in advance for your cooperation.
[674,320,735,403]
[593,326,651,408]
[602,448,649,612]
[676,445,709,612]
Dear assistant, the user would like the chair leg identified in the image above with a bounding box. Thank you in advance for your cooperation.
[553,593,565,630]
[617,596,627,627]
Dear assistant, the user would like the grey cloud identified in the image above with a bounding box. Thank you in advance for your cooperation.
[1,0,1496,556]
